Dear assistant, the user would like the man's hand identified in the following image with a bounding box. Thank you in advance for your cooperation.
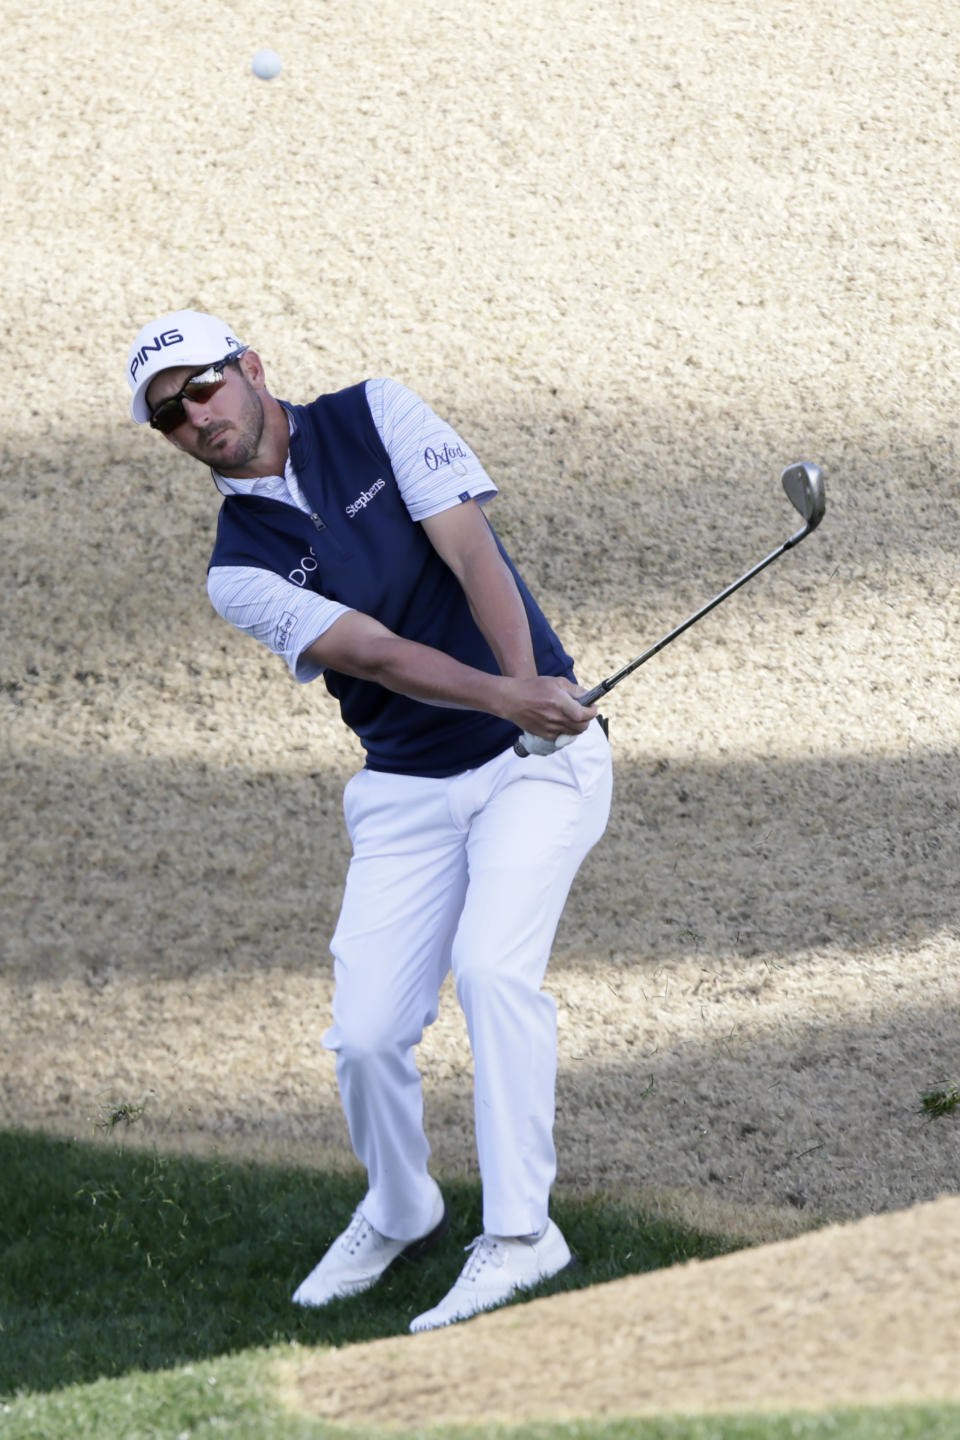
[499,676,597,741]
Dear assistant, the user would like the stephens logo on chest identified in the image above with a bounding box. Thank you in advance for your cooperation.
[345,479,386,519]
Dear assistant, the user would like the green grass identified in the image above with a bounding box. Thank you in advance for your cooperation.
[2,1129,958,1440]
[0,1128,726,1399]
[3,1351,959,1440]
[919,1085,960,1120]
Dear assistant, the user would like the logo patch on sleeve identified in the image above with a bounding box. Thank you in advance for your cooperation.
[424,442,469,471]
[275,611,297,650]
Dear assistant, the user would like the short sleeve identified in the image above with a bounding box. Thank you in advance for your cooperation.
[365,377,498,522]
[207,565,351,682]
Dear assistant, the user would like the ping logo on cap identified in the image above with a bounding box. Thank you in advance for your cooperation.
[129,328,186,383]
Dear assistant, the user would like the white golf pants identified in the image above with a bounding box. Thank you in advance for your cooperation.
[322,719,612,1241]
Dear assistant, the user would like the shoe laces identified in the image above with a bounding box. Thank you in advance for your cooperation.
[460,1233,506,1281]
[341,1207,384,1257]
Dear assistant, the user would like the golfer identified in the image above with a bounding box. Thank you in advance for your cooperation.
[126,310,613,1331]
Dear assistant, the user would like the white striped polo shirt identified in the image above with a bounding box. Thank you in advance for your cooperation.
[206,378,498,682]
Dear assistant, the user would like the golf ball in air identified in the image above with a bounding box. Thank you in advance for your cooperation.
[252,49,283,80]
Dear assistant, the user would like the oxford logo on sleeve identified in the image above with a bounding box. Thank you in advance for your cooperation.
[424,441,469,472]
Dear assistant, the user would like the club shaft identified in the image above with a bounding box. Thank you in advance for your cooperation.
[578,520,812,707]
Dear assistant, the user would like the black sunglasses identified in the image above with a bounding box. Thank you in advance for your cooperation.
[148,347,249,433]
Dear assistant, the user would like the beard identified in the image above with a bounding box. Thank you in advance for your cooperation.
[182,378,267,473]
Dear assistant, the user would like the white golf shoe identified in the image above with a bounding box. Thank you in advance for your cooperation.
[292,1183,448,1308]
[409,1219,573,1332]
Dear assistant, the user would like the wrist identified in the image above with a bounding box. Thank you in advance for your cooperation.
[490,674,521,722]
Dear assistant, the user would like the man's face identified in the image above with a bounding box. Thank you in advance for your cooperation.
[145,352,266,473]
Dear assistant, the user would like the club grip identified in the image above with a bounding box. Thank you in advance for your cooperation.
[514,727,590,758]
[513,686,604,757]
[576,682,605,708]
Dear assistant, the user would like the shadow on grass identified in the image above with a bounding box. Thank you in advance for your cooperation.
[0,1128,731,1400]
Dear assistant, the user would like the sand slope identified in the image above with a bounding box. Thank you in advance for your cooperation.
[288,1196,960,1427]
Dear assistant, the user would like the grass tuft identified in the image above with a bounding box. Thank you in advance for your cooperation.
[919,1085,960,1120]
[95,1098,149,1133]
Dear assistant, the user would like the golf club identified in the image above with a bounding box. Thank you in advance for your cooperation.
[516,462,826,756]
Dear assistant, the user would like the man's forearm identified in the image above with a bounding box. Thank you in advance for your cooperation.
[332,629,513,715]
[420,502,537,679]
[457,547,538,679]
[302,613,593,739]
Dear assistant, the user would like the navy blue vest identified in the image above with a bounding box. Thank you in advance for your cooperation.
[208,383,575,777]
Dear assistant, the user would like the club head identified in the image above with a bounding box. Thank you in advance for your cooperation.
[781,462,825,532]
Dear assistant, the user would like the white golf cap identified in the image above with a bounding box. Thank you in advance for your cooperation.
[126,309,245,423]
